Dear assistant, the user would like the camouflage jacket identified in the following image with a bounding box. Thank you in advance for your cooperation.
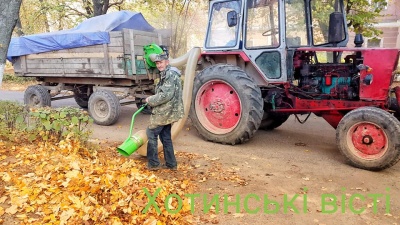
[147,65,184,129]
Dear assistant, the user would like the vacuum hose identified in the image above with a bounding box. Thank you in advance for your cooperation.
[135,47,202,156]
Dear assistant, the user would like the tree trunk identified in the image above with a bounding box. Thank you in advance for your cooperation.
[78,0,124,18]
[15,17,24,37]
[93,0,109,16]
[39,0,50,32]
[0,0,23,87]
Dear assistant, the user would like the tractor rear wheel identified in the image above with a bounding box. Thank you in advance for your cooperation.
[190,64,263,144]
[336,107,400,171]
[88,90,121,126]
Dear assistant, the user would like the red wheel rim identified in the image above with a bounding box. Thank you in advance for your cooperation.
[347,122,388,160]
[195,80,241,134]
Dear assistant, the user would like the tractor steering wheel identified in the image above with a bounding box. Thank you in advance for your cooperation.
[262,28,279,46]
[262,28,279,37]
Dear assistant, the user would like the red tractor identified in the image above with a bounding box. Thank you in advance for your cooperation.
[189,0,400,170]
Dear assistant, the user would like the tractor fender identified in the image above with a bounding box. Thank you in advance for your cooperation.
[200,51,269,86]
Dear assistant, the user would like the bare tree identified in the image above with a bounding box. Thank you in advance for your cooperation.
[93,0,124,16]
[66,0,125,18]
[15,18,25,37]
[0,0,23,86]
[170,0,192,57]
[38,0,50,32]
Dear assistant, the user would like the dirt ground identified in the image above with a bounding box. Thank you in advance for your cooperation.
[1,88,400,225]
[92,104,400,225]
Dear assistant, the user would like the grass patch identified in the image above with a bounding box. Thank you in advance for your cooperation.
[1,73,38,91]
[3,73,36,84]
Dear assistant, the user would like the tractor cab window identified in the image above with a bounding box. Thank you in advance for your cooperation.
[205,0,241,48]
[285,0,308,47]
[245,0,280,49]
[311,0,346,46]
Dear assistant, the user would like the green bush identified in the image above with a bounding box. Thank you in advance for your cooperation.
[28,107,93,143]
[0,101,28,138]
[0,101,93,144]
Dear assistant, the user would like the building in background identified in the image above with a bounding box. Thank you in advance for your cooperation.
[346,0,400,48]
[367,0,400,48]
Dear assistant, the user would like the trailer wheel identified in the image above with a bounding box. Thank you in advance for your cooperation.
[336,107,400,171]
[24,85,51,107]
[88,90,121,126]
[259,112,289,130]
[73,85,91,108]
[190,64,263,144]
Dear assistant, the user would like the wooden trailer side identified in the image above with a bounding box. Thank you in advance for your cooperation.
[13,29,164,84]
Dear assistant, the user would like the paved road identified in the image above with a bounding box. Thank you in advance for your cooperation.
[1,90,400,225]
[0,90,76,107]
[0,90,24,103]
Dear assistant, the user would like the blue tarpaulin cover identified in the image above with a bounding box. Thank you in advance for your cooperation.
[7,11,155,61]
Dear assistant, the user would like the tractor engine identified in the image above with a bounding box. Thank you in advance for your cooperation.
[293,52,360,100]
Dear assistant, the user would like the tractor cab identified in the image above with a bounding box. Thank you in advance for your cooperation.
[204,0,348,82]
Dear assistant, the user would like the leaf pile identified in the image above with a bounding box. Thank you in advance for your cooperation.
[0,138,196,225]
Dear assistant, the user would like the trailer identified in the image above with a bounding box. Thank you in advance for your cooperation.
[9,11,168,125]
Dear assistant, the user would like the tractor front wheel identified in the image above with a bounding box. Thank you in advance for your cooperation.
[190,64,263,145]
[336,107,400,171]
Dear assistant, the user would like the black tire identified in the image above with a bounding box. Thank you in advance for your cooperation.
[73,85,91,108]
[336,107,400,171]
[88,90,121,126]
[190,64,263,145]
[24,85,51,107]
[389,97,400,120]
[259,112,289,130]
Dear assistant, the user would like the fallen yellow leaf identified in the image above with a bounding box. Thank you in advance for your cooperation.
[1,172,11,182]
[0,196,7,204]
[16,214,27,220]
[60,209,75,225]
[5,205,18,215]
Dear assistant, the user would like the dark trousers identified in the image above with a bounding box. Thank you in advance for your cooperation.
[146,124,177,168]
